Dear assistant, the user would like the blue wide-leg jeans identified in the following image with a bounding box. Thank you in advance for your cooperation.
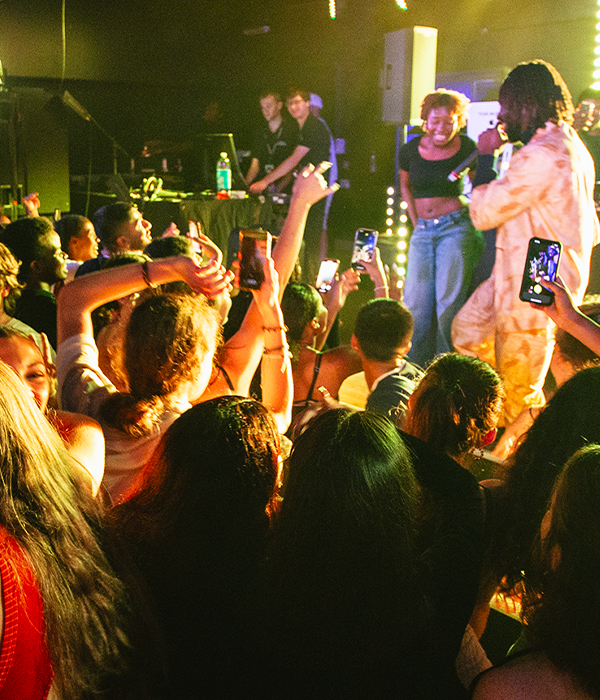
[404,208,483,368]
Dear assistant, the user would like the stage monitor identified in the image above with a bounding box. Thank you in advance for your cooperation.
[184,133,247,194]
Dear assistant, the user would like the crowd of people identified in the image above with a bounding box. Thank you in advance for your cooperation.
[0,59,599,699]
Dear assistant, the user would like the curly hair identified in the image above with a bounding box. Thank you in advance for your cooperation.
[420,89,470,130]
[0,241,23,315]
[100,292,220,437]
[500,59,574,128]
[0,216,55,284]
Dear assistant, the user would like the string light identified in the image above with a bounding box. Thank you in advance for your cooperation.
[329,0,336,18]
[396,0,408,9]
[594,4,600,85]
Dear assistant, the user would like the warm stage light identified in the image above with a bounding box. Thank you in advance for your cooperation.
[386,228,393,235]
[387,186,395,195]
[398,227,407,236]
[386,207,394,215]
[593,82,600,90]
[386,218,394,226]
[387,197,394,205]
[400,214,408,223]
[400,201,408,210]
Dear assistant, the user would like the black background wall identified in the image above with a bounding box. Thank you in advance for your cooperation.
[0,0,597,227]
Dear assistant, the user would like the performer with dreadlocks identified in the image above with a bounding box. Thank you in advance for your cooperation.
[452,60,599,423]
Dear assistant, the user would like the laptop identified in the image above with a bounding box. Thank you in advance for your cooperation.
[184,133,248,194]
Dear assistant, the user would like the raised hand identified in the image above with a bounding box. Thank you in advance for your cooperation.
[291,162,339,206]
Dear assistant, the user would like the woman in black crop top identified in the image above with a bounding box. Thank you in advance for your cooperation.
[399,89,484,368]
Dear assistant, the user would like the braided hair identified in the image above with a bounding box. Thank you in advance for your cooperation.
[500,59,574,129]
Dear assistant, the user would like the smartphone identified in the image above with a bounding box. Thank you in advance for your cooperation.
[519,237,562,306]
[315,259,340,293]
[238,229,272,291]
[351,228,378,271]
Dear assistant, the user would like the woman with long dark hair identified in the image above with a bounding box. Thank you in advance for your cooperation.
[473,445,600,699]
[264,408,469,698]
[492,366,600,591]
[113,395,281,698]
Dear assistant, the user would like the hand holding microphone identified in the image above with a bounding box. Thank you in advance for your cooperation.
[477,123,507,155]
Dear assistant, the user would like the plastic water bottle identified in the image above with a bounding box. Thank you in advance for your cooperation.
[216,151,231,199]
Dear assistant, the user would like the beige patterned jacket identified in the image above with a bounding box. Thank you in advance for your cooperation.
[453,121,599,421]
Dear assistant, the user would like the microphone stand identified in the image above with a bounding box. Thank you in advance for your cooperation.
[61,90,131,174]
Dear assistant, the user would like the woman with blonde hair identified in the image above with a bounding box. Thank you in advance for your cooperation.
[0,362,127,699]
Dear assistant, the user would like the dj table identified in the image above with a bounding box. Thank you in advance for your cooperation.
[142,195,278,255]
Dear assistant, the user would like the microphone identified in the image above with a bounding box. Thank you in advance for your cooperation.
[448,150,478,182]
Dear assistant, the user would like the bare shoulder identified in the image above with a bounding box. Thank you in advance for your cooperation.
[322,345,362,373]
[51,410,105,496]
[473,651,594,700]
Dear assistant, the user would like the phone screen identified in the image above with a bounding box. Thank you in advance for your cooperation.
[315,259,340,293]
[351,229,378,271]
[238,230,272,291]
[519,237,562,306]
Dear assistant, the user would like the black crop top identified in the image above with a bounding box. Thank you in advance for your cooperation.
[398,134,476,199]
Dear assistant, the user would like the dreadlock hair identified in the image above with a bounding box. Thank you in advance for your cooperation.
[500,59,574,129]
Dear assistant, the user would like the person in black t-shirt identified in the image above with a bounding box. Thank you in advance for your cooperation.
[399,89,483,368]
[246,92,299,193]
[0,217,68,349]
[250,89,337,283]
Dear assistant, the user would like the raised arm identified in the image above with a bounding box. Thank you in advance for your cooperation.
[255,258,293,433]
[272,163,339,292]
[360,247,390,299]
[57,250,229,345]
[314,268,360,351]
[534,276,600,356]
[216,164,338,395]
